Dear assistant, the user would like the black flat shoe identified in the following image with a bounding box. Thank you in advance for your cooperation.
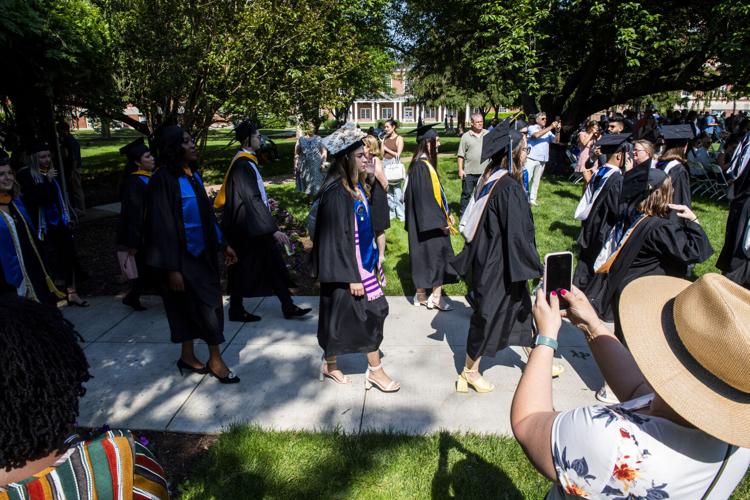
[123,295,147,311]
[208,366,240,384]
[228,309,262,322]
[283,305,312,319]
[176,358,208,376]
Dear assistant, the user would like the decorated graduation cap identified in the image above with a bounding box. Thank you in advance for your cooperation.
[415,123,438,142]
[620,162,669,206]
[321,122,366,158]
[118,137,150,162]
[597,133,632,155]
[658,124,694,147]
[234,120,258,143]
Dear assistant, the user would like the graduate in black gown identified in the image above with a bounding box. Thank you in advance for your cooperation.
[0,156,63,304]
[144,125,240,384]
[449,122,544,392]
[655,124,693,224]
[313,123,399,392]
[586,165,713,335]
[16,143,88,307]
[215,121,311,322]
[572,133,627,291]
[404,124,457,310]
[116,138,155,311]
[717,130,750,287]
[362,135,390,264]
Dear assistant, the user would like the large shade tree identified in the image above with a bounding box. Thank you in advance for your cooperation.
[399,0,750,126]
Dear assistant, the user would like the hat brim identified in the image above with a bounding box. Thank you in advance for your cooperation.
[620,275,750,448]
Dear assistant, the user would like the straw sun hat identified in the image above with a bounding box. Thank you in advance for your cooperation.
[620,273,750,448]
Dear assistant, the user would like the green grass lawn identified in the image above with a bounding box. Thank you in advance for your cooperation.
[177,426,749,499]
[77,129,730,297]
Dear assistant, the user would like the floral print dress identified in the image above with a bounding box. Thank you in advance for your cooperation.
[547,394,750,499]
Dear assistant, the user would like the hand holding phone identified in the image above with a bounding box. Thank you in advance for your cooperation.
[544,252,573,310]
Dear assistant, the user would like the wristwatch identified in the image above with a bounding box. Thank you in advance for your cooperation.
[534,335,558,351]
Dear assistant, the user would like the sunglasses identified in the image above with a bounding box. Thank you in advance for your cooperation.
[525,146,532,153]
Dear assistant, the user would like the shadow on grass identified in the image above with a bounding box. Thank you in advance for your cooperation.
[551,188,581,201]
[548,220,580,240]
[431,432,524,500]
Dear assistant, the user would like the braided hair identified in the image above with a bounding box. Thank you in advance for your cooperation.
[0,296,91,471]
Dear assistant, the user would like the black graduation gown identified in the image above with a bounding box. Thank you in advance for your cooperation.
[404,159,456,289]
[717,161,750,287]
[659,161,692,224]
[0,200,57,304]
[117,173,153,286]
[16,167,78,287]
[369,179,390,233]
[144,168,225,345]
[573,171,623,291]
[587,217,713,331]
[450,176,543,357]
[220,156,291,298]
[313,181,387,356]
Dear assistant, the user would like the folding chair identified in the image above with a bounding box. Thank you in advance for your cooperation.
[687,161,716,197]
[706,163,729,201]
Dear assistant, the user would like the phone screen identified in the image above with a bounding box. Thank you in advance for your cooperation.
[544,253,573,308]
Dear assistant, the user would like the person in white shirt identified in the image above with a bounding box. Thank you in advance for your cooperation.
[524,112,560,205]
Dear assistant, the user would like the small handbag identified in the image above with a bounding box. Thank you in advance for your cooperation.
[384,157,406,182]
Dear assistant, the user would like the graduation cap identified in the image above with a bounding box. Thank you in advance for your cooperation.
[234,120,258,143]
[118,137,150,162]
[27,141,50,155]
[596,133,632,155]
[658,124,694,147]
[481,121,523,162]
[321,122,366,158]
[620,161,668,206]
[415,123,438,142]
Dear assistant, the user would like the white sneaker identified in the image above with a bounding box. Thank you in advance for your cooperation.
[595,384,620,404]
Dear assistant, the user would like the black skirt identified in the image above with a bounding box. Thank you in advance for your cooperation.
[318,282,387,356]
[370,182,390,233]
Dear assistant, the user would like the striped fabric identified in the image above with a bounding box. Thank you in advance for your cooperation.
[354,222,384,301]
[0,430,169,500]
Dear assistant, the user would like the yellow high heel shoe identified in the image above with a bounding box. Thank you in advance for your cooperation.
[456,367,495,393]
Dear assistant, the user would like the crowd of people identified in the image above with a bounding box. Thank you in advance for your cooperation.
[1,109,749,498]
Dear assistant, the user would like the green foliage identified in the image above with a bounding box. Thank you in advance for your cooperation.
[98,0,394,144]
[400,0,750,125]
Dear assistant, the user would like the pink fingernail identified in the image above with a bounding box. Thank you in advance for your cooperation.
[551,291,557,297]
[560,289,568,296]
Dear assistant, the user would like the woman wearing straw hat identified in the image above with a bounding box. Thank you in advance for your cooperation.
[511,275,750,499]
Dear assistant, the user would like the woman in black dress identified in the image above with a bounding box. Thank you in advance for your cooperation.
[404,125,457,310]
[314,124,399,392]
[717,130,750,287]
[116,138,155,311]
[450,123,544,392]
[144,125,240,383]
[362,135,389,265]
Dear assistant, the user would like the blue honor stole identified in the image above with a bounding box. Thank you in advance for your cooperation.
[0,199,34,288]
[38,178,71,239]
[178,170,223,257]
[355,184,378,273]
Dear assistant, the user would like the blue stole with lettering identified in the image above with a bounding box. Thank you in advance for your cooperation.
[0,199,34,287]
[38,178,70,239]
[355,183,378,273]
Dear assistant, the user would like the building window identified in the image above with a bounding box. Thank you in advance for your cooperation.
[382,107,393,119]
[425,107,436,119]
[359,107,371,120]
[404,107,414,121]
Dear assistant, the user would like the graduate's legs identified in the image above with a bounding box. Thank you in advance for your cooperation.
[456,353,494,393]
[427,285,452,311]
[228,293,262,322]
[180,340,205,369]
[320,355,350,384]
[206,343,238,381]
[365,351,400,392]
[376,231,386,266]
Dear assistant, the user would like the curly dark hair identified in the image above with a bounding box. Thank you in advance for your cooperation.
[0,296,91,471]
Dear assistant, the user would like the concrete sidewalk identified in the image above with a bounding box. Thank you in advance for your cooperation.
[63,295,603,436]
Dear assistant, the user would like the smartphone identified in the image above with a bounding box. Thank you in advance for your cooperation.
[544,252,573,309]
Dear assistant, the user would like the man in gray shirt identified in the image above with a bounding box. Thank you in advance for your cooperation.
[457,113,490,214]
